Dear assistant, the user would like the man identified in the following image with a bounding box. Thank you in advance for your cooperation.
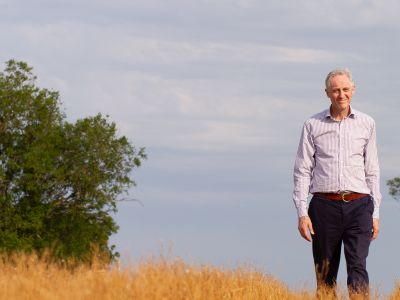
[292,68,381,296]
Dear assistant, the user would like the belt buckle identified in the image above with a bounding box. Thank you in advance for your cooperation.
[339,191,351,202]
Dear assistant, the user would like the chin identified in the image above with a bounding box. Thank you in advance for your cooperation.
[336,103,350,110]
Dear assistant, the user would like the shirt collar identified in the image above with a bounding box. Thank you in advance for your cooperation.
[324,106,356,120]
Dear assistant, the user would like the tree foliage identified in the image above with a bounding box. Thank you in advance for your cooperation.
[387,177,400,201]
[0,60,146,262]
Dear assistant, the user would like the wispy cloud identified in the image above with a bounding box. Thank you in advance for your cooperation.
[6,20,354,66]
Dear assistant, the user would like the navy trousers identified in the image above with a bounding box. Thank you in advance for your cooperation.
[308,194,373,293]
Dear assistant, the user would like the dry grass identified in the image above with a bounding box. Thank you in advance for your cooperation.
[388,282,400,300]
[0,252,396,299]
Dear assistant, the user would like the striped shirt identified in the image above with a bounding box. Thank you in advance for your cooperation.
[293,107,381,219]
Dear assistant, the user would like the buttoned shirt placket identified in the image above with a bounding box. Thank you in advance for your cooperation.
[338,119,344,192]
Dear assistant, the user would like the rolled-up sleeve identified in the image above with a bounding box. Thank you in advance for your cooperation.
[293,122,315,217]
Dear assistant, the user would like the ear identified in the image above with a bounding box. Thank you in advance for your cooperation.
[325,88,329,98]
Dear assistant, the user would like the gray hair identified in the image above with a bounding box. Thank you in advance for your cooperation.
[325,68,355,89]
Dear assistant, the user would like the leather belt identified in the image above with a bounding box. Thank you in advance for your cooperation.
[314,192,368,202]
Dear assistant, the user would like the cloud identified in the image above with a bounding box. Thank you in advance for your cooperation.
[302,0,400,27]
[45,64,316,153]
[3,0,400,36]
[0,0,396,160]
[7,19,352,66]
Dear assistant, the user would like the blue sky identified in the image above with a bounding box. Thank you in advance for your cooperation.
[1,0,400,294]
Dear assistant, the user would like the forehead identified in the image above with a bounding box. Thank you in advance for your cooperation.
[328,74,352,88]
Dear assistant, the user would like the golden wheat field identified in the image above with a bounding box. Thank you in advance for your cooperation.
[0,252,398,300]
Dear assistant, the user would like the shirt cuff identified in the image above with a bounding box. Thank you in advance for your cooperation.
[372,208,379,219]
[297,206,309,218]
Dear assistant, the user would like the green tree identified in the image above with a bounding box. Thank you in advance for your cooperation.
[0,60,146,262]
[387,177,400,201]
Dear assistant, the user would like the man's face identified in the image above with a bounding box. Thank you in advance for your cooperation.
[325,74,354,113]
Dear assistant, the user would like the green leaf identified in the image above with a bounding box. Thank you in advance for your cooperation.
[0,59,146,262]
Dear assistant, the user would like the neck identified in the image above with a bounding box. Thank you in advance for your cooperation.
[330,106,350,121]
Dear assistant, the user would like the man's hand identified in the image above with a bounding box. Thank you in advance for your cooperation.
[371,218,380,241]
[298,216,314,242]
